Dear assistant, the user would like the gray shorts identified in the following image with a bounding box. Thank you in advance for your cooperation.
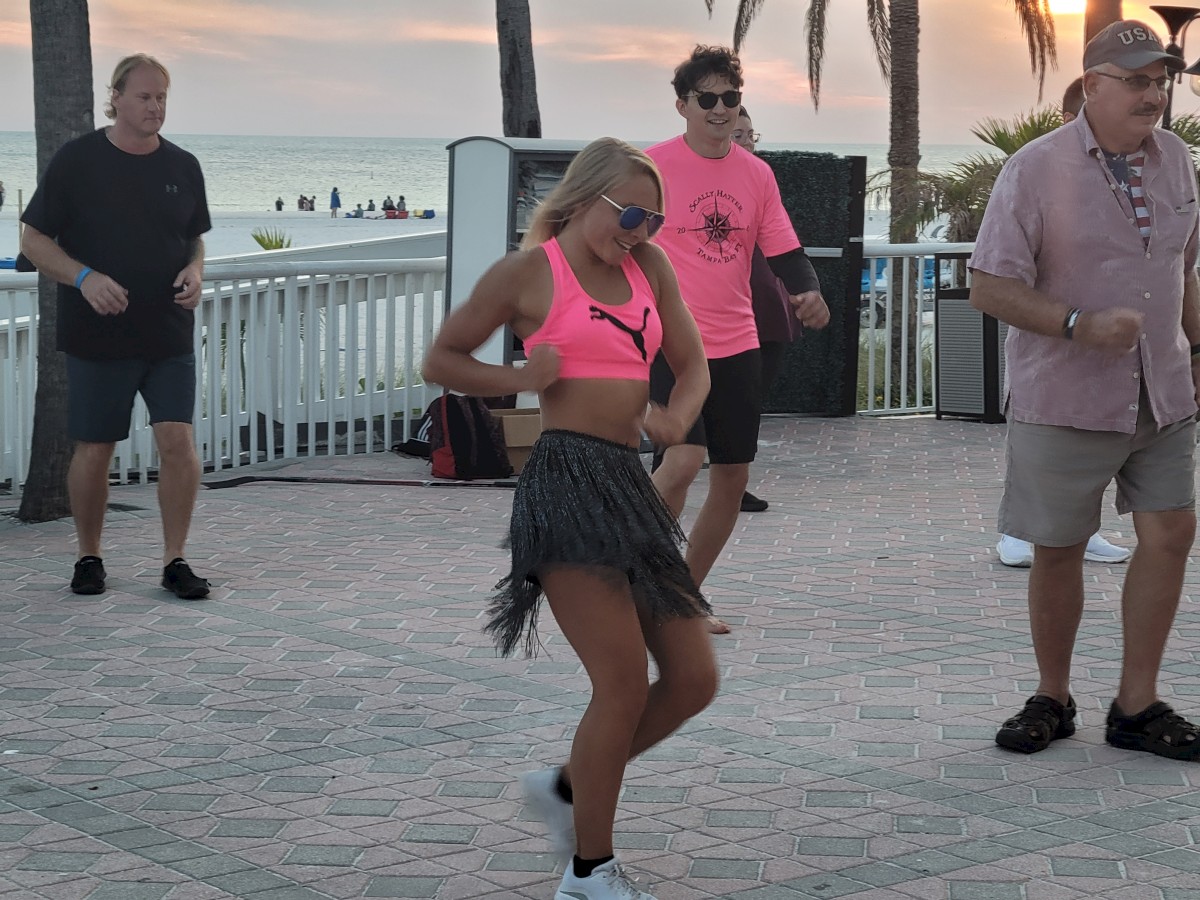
[999,402,1196,547]
[67,354,196,443]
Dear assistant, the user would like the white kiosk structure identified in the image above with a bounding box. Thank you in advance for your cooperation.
[445,137,587,370]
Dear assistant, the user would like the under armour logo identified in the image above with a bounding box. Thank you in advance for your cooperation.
[165,184,178,193]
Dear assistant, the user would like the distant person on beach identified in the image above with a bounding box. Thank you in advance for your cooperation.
[647,45,828,635]
[297,194,305,211]
[382,196,395,211]
[396,195,407,213]
[423,137,714,900]
[274,196,283,211]
[994,74,1131,570]
[972,21,1200,759]
[730,106,814,515]
[19,53,213,601]
[352,203,364,218]
[329,187,341,218]
[0,180,5,212]
[367,199,376,212]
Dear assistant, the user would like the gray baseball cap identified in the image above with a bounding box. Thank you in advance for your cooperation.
[1084,20,1184,72]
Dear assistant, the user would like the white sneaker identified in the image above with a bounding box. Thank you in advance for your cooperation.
[555,857,655,900]
[1085,533,1132,564]
[996,534,1033,567]
[521,767,575,864]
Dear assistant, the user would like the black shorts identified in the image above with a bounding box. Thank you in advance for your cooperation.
[67,354,196,442]
[649,347,762,465]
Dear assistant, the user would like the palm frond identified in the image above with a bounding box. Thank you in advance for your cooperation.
[1170,113,1200,176]
[804,0,830,109]
[971,107,1062,155]
[733,0,768,52]
[704,0,717,16]
[873,154,1007,242]
[250,227,292,251]
[866,0,890,84]
[1009,0,1057,101]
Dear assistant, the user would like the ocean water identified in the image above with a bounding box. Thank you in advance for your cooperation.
[0,130,978,217]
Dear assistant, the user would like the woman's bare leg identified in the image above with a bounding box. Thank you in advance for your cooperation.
[540,567,650,860]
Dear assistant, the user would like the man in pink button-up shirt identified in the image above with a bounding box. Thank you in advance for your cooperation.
[971,20,1200,761]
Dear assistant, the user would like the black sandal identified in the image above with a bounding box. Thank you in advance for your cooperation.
[1106,701,1200,760]
[996,694,1076,754]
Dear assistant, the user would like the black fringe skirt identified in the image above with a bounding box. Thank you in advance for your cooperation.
[487,429,710,656]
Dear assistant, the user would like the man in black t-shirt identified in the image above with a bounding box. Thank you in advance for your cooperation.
[21,53,213,601]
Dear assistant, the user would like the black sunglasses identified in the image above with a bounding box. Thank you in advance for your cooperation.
[601,195,665,237]
[689,90,743,110]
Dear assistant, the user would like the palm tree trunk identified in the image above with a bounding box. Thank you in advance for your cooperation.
[18,0,93,522]
[495,0,541,138]
[1085,0,1122,44]
[887,1,919,245]
[887,0,921,404]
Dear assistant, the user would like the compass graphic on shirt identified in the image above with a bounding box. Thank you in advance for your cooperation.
[684,193,748,262]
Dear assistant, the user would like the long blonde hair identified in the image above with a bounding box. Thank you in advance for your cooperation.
[521,137,664,250]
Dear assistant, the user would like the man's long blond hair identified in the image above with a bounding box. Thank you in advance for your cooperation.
[521,137,664,249]
[104,54,171,120]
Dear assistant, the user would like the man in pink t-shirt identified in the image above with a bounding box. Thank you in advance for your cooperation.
[647,45,829,632]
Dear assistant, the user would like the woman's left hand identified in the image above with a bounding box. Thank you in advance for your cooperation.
[643,402,686,447]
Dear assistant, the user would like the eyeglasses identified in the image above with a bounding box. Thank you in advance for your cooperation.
[600,195,665,237]
[688,90,743,110]
[1093,71,1172,92]
[731,129,761,144]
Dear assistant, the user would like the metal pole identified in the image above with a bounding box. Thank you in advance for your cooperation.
[1165,74,1177,131]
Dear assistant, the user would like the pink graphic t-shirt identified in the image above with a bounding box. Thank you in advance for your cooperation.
[646,135,801,359]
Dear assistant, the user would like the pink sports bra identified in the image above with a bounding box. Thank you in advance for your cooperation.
[521,237,663,381]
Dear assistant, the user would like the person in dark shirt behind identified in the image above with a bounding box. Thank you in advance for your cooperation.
[20,53,214,601]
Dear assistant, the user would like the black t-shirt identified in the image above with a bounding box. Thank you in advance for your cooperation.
[21,129,212,361]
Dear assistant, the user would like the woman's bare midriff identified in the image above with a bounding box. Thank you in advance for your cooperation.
[539,378,650,447]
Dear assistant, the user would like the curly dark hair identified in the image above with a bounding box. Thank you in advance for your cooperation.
[671,45,743,98]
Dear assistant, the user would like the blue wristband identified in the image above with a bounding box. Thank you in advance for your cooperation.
[73,267,92,290]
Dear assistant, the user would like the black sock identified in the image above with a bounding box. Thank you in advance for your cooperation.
[573,854,614,879]
[554,770,573,804]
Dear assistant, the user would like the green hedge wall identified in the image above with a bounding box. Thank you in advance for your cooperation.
[757,151,864,416]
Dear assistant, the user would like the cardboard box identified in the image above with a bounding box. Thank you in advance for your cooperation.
[491,407,542,475]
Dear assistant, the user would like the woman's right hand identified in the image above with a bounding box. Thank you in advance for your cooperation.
[522,344,560,391]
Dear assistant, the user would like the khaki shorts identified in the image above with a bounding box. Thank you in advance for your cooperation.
[999,403,1196,547]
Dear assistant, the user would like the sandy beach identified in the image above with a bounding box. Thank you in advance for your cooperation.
[0,208,446,263]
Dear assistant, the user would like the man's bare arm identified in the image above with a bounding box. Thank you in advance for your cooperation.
[970,270,1143,355]
[20,225,89,287]
[21,224,129,315]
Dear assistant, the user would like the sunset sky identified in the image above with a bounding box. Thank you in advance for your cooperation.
[1,0,1194,145]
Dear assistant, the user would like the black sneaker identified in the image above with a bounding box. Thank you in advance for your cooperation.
[70,556,106,595]
[162,558,210,599]
[740,491,769,512]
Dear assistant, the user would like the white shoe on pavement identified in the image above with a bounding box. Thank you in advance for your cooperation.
[555,857,655,900]
[996,534,1034,568]
[521,767,575,864]
[1085,533,1132,564]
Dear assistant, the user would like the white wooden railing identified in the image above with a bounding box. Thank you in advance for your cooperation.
[0,260,447,488]
[1,242,975,490]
